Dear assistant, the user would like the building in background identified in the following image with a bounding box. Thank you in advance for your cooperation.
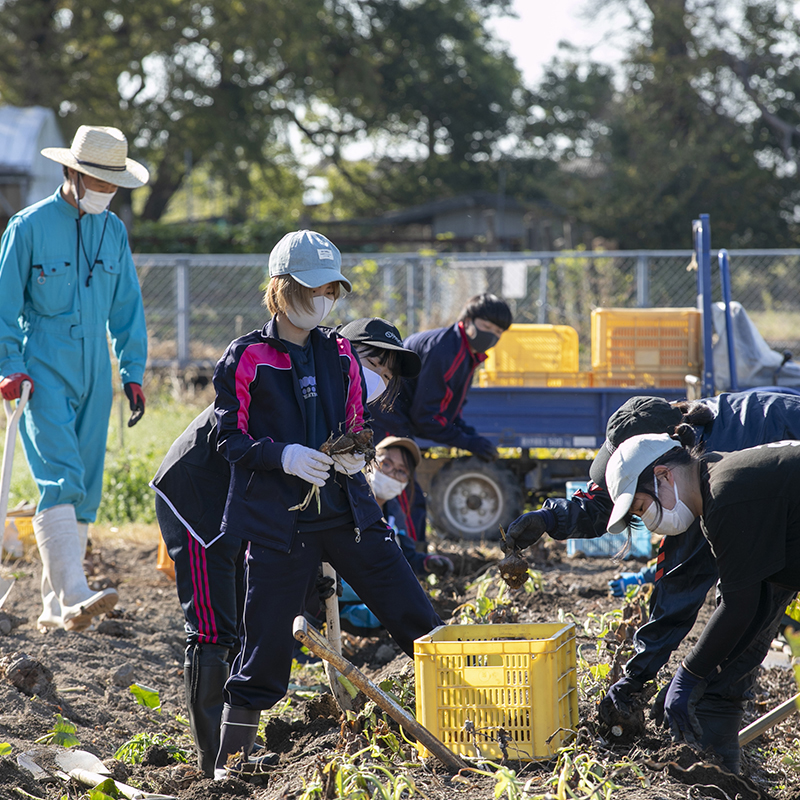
[0,106,65,232]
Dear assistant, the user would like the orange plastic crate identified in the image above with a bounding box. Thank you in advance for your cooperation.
[591,308,701,386]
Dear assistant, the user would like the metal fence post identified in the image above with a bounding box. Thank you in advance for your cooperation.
[383,261,396,322]
[537,259,549,324]
[636,254,650,307]
[406,258,417,331]
[176,258,190,366]
[423,258,432,329]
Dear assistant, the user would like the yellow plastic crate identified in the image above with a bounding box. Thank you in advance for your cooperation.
[414,622,578,761]
[482,324,580,379]
[591,370,691,389]
[591,308,701,382]
[478,370,593,388]
[5,515,34,543]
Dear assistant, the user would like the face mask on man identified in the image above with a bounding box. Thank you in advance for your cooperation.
[285,296,334,330]
[367,468,407,501]
[466,320,499,353]
[74,174,116,215]
[639,476,696,536]
[363,367,388,404]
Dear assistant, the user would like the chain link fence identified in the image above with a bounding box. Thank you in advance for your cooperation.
[134,249,800,371]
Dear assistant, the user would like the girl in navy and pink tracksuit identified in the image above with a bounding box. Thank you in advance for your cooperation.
[210,230,441,777]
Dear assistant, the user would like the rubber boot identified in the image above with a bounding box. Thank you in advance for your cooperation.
[184,643,230,777]
[696,701,744,774]
[38,521,90,630]
[214,704,261,780]
[33,505,118,632]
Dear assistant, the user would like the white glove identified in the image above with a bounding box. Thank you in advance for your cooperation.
[332,451,367,476]
[281,444,333,487]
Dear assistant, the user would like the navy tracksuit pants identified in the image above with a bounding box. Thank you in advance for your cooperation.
[225,518,443,710]
[156,495,245,651]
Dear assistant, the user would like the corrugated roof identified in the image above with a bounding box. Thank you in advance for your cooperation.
[0,106,61,173]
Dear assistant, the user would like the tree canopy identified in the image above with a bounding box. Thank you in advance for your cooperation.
[0,0,525,222]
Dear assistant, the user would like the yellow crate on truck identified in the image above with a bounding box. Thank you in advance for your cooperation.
[480,324,580,387]
[414,622,578,762]
[591,307,701,386]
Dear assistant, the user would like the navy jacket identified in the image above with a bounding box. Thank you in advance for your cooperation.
[370,321,486,447]
[213,320,382,552]
[151,403,229,547]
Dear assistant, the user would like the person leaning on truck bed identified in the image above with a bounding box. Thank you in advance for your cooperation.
[368,292,513,542]
[506,391,800,773]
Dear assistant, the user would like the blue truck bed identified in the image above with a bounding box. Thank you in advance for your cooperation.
[452,386,688,450]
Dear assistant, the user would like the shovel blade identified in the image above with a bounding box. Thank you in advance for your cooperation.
[0,574,14,610]
[55,749,111,775]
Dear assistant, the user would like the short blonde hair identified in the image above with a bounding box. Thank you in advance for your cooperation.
[263,275,341,316]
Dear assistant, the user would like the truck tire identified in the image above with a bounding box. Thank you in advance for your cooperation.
[427,456,524,541]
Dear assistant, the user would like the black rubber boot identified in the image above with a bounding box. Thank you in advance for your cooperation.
[184,643,230,777]
[214,704,261,781]
[696,701,744,774]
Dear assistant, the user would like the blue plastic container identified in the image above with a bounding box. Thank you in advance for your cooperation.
[563,481,652,559]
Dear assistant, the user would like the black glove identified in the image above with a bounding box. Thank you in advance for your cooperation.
[662,664,706,743]
[468,436,496,462]
[506,508,555,550]
[124,382,146,427]
[598,675,644,725]
[423,554,454,578]
[315,568,342,601]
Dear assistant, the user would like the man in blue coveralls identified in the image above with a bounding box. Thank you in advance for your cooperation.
[0,125,149,632]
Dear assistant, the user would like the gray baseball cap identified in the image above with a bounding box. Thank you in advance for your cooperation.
[268,230,352,292]
[606,433,683,534]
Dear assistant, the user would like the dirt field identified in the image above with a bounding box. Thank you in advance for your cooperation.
[0,525,798,800]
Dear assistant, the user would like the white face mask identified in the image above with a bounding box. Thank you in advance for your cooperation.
[78,184,116,214]
[368,469,407,501]
[640,476,696,536]
[285,296,334,330]
[363,367,388,403]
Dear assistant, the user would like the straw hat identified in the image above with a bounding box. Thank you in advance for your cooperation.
[42,126,149,188]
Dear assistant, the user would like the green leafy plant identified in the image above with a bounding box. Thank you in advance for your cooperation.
[129,683,161,712]
[0,742,11,755]
[34,714,79,747]
[114,731,191,765]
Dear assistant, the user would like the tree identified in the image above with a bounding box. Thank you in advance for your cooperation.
[0,0,526,222]
[521,0,800,248]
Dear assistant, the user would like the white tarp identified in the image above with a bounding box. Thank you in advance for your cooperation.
[712,300,800,390]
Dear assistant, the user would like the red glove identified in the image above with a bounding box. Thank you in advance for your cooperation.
[124,382,146,427]
[0,373,34,400]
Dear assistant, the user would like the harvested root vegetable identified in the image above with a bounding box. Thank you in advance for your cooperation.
[289,426,376,513]
[320,427,375,463]
[499,549,530,589]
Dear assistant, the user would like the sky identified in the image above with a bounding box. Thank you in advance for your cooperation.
[486,0,626,88]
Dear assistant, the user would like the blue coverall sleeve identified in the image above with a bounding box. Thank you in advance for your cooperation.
[0,218,32,377]
[106,222,147,386]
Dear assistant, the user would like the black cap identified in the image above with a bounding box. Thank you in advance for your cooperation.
[339,318,421,379]
[589,396,683,488]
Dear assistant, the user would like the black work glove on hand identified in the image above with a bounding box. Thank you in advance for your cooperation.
[652,665,706,744]
[506,508,555,550]
[124,382,146,427]
[315,568,342,602]
[423,554,455,578]
[598,675,644,726]
[468,436,497,462]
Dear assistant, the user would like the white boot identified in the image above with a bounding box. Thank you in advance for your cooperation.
[37,521,91,630]
[33,505,118,632]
